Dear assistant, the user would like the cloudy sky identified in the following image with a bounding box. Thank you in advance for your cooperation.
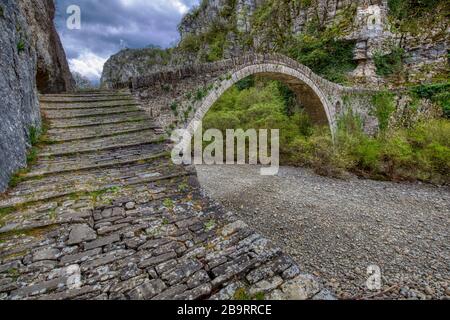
[55,0,199,83]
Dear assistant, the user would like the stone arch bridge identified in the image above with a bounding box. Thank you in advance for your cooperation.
[110,53,379,137]
[0,54,382,301]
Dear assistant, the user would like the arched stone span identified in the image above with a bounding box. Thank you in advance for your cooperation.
[112,54,380,139]
[185,63,336,141]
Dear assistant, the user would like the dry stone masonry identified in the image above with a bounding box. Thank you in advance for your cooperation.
[110,53,380,135]
[0,91,332,300]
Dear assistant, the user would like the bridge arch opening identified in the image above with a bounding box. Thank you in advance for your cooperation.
[184,63,336,145]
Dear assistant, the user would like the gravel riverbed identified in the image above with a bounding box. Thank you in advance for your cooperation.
[196,165,450,300]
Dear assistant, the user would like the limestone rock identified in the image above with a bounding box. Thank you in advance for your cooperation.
[68,224,97,245]
[100,46,171,89]
[0,0,40,192]
[17,0,75,93]
[0,0,74,191]
[269,274,321,300]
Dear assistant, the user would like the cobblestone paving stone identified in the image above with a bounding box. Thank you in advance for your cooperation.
[41,100,138,109]
[47,121,159,142]
[44,106,142,119]
[0,91,331,300]
[50,112,150,129]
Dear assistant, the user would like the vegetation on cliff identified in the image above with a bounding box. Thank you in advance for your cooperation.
[387,0,448,34]
[178,0,357,84]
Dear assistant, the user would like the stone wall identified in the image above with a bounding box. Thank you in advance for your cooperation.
[0,0,73,192]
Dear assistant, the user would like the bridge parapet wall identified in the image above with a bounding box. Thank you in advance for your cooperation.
[124,54,380,136]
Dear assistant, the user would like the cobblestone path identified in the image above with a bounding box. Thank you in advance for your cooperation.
[0,91,331,300]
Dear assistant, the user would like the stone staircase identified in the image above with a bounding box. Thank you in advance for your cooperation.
[0,91,331,300]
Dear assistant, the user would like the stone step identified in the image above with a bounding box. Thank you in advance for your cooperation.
[47,121,160,142]
[49,112,151,128]
[43,105,141,119]
[25,144,170,177]
[0,159,189,209]
[0,173,189,235]
[40,96,132,103]
[39,94,133,104]
[41,102,137,110]
[41,91,127,97]
[41,100,138,109]
[40,130,165,157]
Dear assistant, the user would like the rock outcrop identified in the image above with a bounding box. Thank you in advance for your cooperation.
[0,0,74,192]
[101,0,448,87]
[17,0,75,93]
[101,47,171,89]
[72,72,95,90]
[176,0,448,85]
[0,0,40,192]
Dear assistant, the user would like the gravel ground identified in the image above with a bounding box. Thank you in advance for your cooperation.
[196,164,450,300]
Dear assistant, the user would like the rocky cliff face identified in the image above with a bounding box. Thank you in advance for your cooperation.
[17,0,75,93]
[0,0,74,192]
[102,0,448,87]
[101,47,172,89]
[72,72,95,90]
[176,0,448,85]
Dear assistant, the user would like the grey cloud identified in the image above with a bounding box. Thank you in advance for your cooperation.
[54,0,199,80]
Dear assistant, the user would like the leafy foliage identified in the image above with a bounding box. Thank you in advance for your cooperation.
[287,35,356,83]
[372,92,396,131]
[203,79,450,184]
[388,0,442,21]
[373,46,405,77]
[409,82,450,118]
[17,39,25,53]
[387,0,448,34]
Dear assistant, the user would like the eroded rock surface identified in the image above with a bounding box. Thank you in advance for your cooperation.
[0,0,40,192]
[17,0,75,93]
[0,0,74,192]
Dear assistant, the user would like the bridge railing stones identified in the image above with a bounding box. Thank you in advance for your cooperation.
[116,53,379,136]
[113,53,372,96]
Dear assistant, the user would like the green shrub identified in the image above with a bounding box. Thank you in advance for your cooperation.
[170,102,178,113]
[372,92,396,131]
[352,137,382,173]
[202,79,450,184]
[179,34,202,53]
[195,87,208,101]
[409,82,450,118]
[28,126,40,146]
[373,46,405,77]
[17,39,25,53]
[387,0,446,34]
[235,76,255,91]
[380,133,414,178]
[288,34,356,83]
[388,0,442,21]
